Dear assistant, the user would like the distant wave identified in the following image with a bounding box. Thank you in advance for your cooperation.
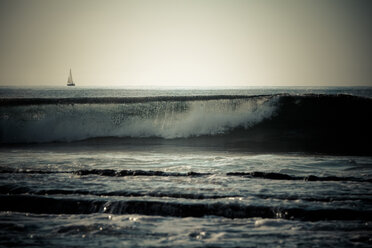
[1,167,370,183]
[1,94,372,154]
[0,94,272,106]
[2,185,372,203]
[1,194,371,220]
[2,184,371,203]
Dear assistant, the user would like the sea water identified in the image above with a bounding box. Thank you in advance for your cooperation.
[0,87,371,247]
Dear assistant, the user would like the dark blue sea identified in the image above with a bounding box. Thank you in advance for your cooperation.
[0,87,371,247]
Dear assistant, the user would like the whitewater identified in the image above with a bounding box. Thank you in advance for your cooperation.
[1,87,372,247]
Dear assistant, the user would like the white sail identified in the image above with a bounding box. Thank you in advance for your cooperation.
[67,69,75,86]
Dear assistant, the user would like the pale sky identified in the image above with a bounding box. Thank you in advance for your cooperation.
[0,0,371,87]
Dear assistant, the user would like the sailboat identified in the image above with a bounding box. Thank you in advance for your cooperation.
[67,69,75,86]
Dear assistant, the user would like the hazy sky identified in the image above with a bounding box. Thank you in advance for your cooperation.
[0,0,371,87]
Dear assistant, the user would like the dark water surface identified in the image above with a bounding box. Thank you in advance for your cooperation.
[1,87,371,247]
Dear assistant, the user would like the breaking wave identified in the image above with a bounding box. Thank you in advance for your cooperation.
[0,95,277,143]
[1,94,372,154]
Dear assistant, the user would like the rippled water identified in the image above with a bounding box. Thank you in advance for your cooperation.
[1,144,371,247]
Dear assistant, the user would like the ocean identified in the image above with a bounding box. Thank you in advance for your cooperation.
[0,86,371,247]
